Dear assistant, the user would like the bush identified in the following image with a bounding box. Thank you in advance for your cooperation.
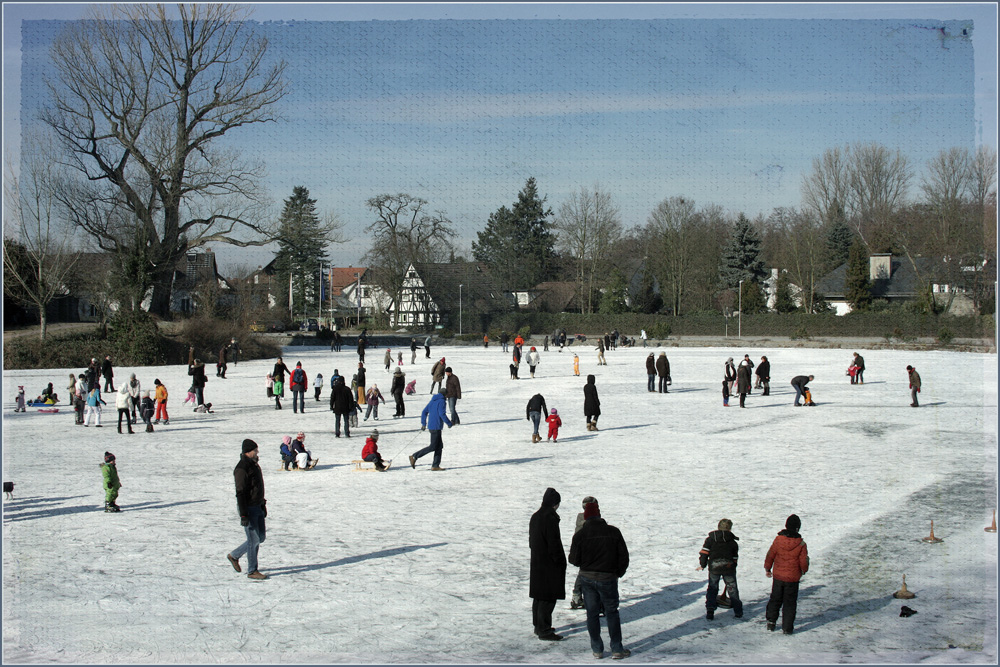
[937,327,954,345]
[107,310,167,366]
[517,325,532,338]
[646,322,671,339]
[791,326,810,340]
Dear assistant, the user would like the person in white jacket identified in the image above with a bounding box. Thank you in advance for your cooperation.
[526,347,541,378]
[115,385,134,434]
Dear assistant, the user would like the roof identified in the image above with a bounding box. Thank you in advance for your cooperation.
[815,256,946,300]
[328,267,368,296]
[410,262,509,312]
[527,281,579,313]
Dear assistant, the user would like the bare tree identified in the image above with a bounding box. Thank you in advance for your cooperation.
[41,4,287,317]
[362,194,455,312]
[969,146,998,250]
[646,196,698,316]
[801,146,849,225]
[2,139,81,340]
[845,142,912,251]
[768,207,825,313]
[554,185,622,314]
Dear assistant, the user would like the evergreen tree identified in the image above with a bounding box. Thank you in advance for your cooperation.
[739,280,768,314]
[719,213,768,287]
[273,186,329,318]
[598,268,630,314]
[472,177,557,290]
[844,238,873,311]
[773,271,797,313]
[824,214,853,270]
[631,265,663,313]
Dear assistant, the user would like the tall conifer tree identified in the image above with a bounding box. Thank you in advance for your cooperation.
[273,186,329,317]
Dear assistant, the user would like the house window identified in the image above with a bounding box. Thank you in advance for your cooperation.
[408,271,417,278]
[180,297,192,314]
[88,304,98,318]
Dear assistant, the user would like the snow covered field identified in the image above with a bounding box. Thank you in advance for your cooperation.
[2,342,997,664]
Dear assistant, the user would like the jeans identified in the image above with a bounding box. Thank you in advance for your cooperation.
[658,376,669,393]
[647,374,655,391]
[364,402,379,420]
[447,396,459,424]
[792,385,804,405]
[765,578,799,632]
[706,572,743,615]
[335,412,351,436]
[117,408,132,431]
[230,505,266,574]
[413,429,443,467]
[529,411,541,436]
[911,387,919,406]
[292,389,305,413]
[580,576,624,655]
[195,387,204,406]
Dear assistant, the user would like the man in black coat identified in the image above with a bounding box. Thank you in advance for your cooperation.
[655,352,670,393]
[852,352,865,384]
[584,375,601,431]
[529,487,566,641]
[697,518,743,620]
[737,362,752,408]
[390,368,406,418]
[102,355,115,392]
[790,375,813,406]
[569,500,630,659]
[330,377,354,437]
[756,356,771,395]
[227,439,268,580]
[645,353,656,392]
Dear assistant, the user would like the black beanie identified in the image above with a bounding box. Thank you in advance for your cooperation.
[242,439,258,454]
[542,487,561,508]
[785,514,801,532]
[104,451,115,463]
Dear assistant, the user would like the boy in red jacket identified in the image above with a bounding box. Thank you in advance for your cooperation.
[361,429,388,471]
[764,514,809,634]
[545,408,562,442]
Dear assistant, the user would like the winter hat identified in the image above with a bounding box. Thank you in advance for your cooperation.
[541,487,561,508]
[17,385,23,390]
[154,379,161,385]
[581,495,597,507]
[785,514,801,532]
[530,347,536,351]
[334,369,339,375]
[104,452,115,463]
[241,439,259,454]
[371,429,379,440]
[906,365,914,371]
[583,501,601,520]
[550,408,558,415]
[296,362,302,367]
[394,368,403,375]
[282,435,292,445]
[439,388,447,395]
[142,390,150,398]
[445,367,452,373]
[727,357,734,364]
[296,431,305,440]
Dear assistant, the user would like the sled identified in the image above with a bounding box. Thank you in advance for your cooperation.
[26,400,57,407]
[351,459,390,472]
[37,408,60,413]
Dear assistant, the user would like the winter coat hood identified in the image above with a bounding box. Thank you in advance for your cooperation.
[541,487,561,508]
[586,374,596,385]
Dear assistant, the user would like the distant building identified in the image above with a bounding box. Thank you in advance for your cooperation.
[391,262,511,328]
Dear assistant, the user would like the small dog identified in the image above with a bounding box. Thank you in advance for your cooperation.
[3,482,14,500]
[509,364,517,379]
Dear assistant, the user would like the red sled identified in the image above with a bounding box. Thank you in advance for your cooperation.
[38,408,60,413]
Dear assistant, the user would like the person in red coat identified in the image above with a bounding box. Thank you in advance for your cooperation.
[361,429,387,471]
[545,408,562,442]
[764,514,810,634]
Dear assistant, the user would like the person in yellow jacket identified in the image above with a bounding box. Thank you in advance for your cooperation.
[153,379,169,425]
[573,353,580,376]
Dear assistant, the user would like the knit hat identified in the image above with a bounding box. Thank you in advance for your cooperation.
[282,435,292,445]
[371,429,379,440]
[583,501,601,520]
[785,514,801,532]
[445,367,452,373]
[906,365,914,371]
[154,379,161,385]
[550,408,558,415]
[727,357,734,364]
[242,439,258,454]
[541,487,561,508]
[439,388,447,395]
[394,368,403,375]
[296,362,302,367]
[581,495,597,507]
[104,451,115,463]
[530,347,536,351]
[296,431,305,440]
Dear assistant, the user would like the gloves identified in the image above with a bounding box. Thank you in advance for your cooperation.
[240,515,249,527]
[261,500,267,517]
[421,426,426,431]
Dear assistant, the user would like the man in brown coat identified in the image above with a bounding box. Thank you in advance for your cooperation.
[907,365,921,407]
[444,367,462,425]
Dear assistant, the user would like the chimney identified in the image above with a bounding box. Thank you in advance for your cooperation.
[869,254,891,281]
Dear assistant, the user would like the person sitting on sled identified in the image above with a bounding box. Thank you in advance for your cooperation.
[361,429,388,471]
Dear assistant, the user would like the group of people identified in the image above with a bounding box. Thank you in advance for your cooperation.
[63,358,171,431]
[722,354,771,408]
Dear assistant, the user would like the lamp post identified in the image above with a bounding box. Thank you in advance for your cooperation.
[459,284,463,335]
[738,280,743,339]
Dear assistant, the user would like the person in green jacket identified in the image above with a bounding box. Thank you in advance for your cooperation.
[101,451,121,512]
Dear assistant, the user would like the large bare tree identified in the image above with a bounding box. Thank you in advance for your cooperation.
[41,4,287,317]
[768,207,825,313]
[554,185,622,314]
[2,138,81,340]
[646,196,698,316]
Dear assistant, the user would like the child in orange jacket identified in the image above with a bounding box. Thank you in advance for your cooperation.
[153,379,169,424]
[573,354,580,376]
[545,408,562,442]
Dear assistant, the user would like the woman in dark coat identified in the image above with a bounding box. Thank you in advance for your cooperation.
[756,356,771,395]
[584,374,601,431]
[737,362,752,408]
[529,487,566,641]
[188,359,208,407]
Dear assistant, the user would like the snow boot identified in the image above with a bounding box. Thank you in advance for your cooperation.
[766,622,776,631]
[409,455,416,469]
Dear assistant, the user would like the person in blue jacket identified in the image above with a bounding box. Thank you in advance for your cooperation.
[409,389,452,471]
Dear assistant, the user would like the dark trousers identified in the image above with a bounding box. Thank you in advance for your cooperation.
[658,376,669,393]
[292,389,305,413]
[104,378,114,392]
[195,387,205,406]
[739,392,747,407]
[393,392,405,416]
[911,387,919,406]
[761,379,769,395]
[532,598,556,635]
[335,412,351,436]
[413,429,443,467]
[314,387,322,401]
[117,408,133,432]
[765,578,799,632]
[706,572,743,615]
[425,346,430,358]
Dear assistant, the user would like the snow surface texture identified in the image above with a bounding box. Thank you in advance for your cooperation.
[3,343,997,664]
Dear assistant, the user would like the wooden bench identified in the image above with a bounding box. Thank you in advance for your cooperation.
[351,459,378,471]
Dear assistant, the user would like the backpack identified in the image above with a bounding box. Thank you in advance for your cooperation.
[292,368,305,385]
[280,443,292,458]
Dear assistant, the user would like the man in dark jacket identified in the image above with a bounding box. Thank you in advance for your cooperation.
[529,487,566,641]
[330,378,354,437]
[227,439,268,580]
[764,514,809,634]
[737,361,752,408]
[390,368,406,418]
[188,359,208,407]
[86,358,101,391]
[217,344,228,378]
[584,375,601,431]
[569,500,630,660]
[290,362,307,413]
[697,518,743,620]
[790,375,813,407]
[852,352,865,384]
[756,356,771,395]
[102,355,115,392]
[526,393,548,443]
[444,367,461,425]
[655,352,670,393]
[645,353,656,392]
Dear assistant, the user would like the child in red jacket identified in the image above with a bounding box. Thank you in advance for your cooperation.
[361,429,388,471]
[545,408,562,442]
[764,513,810,634]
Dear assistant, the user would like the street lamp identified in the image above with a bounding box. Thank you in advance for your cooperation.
[738,280,743,339]
[459,284,463,335]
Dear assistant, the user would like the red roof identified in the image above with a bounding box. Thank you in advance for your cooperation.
[328,267,367,296]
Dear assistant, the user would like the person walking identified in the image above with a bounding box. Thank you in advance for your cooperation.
[511,345,522,379]
[331,377,354,438]
[764,514,809,634]
[640,329,647,347]
[645,353,656,392]
[526,347,541,378]
[153,379,169,424]
[227,439,268,580]
[357,335,367,364]
[84,385,105,426]
[409,389,452,470]
[790,375,813,407]
[424,334,432,359]
[189,358,209,408]
[584,374,601,431]
[568,499,631,660]
[356,362,367,406]
[390,368,406,418]
[410,338,418,364]
[596,338,606,366]
[384,347,392,372]
[529,487,567,642]
[101,451,122,512]
[756,356,771,396]
[217,344,228,379]
[852,352,865,384]
[697,518,743,620]
[430,357,446,394]
[444,367,461,425]
[102,355,115,393]
[906,365,921,407]
[526,393,548,443]
[737,360,752,408]
[655,352,670,393]
[126,373,141,422]
[229,338,241,365]
[289,362,308,413]
[115,385,135,434]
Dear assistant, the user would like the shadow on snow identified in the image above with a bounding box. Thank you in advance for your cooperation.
[265,542,448,576]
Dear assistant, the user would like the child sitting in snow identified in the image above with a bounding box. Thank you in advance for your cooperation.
[292,431,316,469]
[404,379,417,395]
[279,435,297,470]
[361,429,388,471]
[140,391,155,432]
[546,408,562,442]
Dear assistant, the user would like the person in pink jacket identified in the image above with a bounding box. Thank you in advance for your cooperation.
[764,514,810,635]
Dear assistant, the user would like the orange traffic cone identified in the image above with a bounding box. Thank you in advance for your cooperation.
[921,520,944,543]
[986,510,997,533]
[892,574,916,599]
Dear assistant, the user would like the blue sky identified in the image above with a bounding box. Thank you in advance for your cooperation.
[5,3,997,272]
